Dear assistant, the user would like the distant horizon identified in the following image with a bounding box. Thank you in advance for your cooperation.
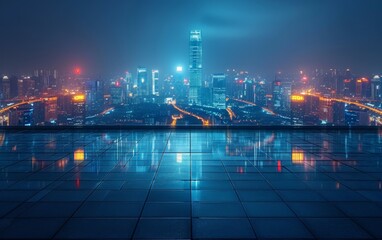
[0,66,380,80]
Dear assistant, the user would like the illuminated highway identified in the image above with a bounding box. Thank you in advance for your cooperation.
[86,107,115,119]
[229,98,276,115]
[0,97,57,114]
[172,103,210,126]
[170,114,183,126]
[226,107,236,120]
[305,93,382,116]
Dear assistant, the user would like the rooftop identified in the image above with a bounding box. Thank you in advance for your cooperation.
[0,128,381,239]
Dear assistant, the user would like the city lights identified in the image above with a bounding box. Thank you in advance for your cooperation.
[74,148,84,161]
[72,94,85,102]
[176,66,183,72]
[0,20,380,128]
[2,1,382,239]
[74,67,81,75]
[291,95,305,102]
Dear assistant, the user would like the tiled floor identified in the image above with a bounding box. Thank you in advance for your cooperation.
[0,129,381,239]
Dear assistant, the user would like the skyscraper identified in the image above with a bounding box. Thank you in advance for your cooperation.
[152,70,159,96]
[1,76,10,100]
[137,67,148,96]
[189,30,202,105]
[212,74,226,109]
[371,75,381,101]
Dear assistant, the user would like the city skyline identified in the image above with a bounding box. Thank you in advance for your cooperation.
[1,0,382,128]
[1,0,382,75]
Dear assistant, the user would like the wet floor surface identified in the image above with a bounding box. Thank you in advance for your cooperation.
[0,129,381,239]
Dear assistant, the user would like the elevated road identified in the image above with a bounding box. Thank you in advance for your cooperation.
[0,97,57,114]
[172,103,210,126]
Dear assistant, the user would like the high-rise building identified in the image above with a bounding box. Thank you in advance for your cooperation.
[371,75,381,101]
[174,66,188,104]
[110,81,125,105]
[9,76,18,99]
[152,70,159,96]
[243,79,254,102]
[1,76,10,100]
[71,94,86,125]
[85,80,104,113]
[255,81,266,107]
[290,95,305,125]
[212,74,226,109]
[33,69,57,92]
[272,80,282,111]
[137,67,149,96]
[189,30,202,105]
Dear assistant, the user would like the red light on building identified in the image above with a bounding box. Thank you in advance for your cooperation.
[115,81,120,87]
[74,67,81,75]
[277,160,282,172]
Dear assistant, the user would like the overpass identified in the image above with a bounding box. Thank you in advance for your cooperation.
[305,93,382,116]
[0,97,57,114]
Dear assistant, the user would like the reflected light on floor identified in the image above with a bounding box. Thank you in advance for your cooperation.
[292,148,304,164]
[74,148,85,161]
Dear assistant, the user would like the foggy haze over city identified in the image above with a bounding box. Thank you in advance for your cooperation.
[1,0,382,75]
[1,0,382,127]
[3,2,382,239]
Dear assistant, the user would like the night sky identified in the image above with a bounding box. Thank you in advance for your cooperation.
[1,0,382,76]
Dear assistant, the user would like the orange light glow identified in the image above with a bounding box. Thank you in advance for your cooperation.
[291,95,304,102]
[0,133,4,146]
[74,148,84,161]
[57,158,68,169]
[72,94,85,102]
[292,148,304,164]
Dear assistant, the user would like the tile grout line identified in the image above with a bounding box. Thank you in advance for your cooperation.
[130,130,173,239]
[49,130,131,239]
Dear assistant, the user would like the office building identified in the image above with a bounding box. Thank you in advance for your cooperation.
[137,67,149,96]
[212,74,226,109]
[189,30,202,105]
[371,75,381,101]
[152,70,159,96]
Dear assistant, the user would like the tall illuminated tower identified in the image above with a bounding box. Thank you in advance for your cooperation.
[137,67,148,96]
[189,30,202,105]
[152,70,159,96]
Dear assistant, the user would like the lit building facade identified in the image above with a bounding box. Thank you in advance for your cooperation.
[152,70,159,96]
[189,30,202,105]
[137,67,149,96]
[212,74,226,109]
[371,75,381,101]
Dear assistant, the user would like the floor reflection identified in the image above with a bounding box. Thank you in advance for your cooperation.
[0,129,381,238]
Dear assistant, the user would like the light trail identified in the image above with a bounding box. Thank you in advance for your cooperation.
[100,107,114,115]
[229,98,276,115]
[0,97,57,114]
[172,103,210,126]
[86,107,115,119]
[171,114,183,126]
[226,107,236,120]
[305,93,382,116]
